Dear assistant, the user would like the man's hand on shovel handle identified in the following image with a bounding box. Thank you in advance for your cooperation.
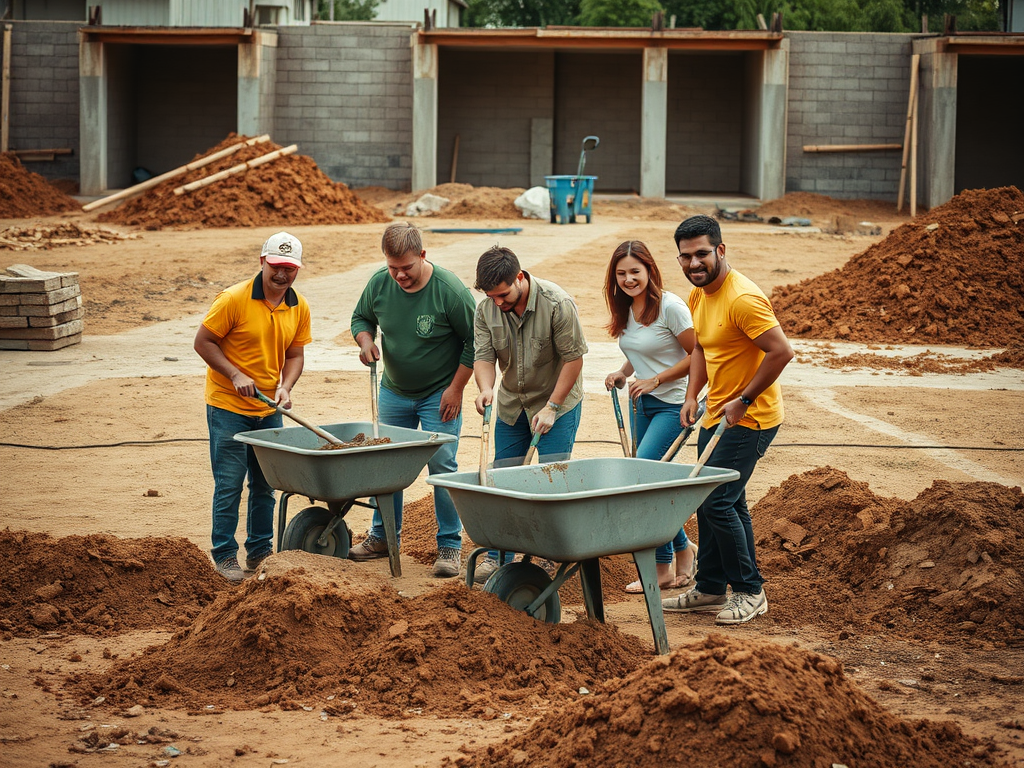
[354,331,380,366]
[230,371,257,398]
[275,385,293,410]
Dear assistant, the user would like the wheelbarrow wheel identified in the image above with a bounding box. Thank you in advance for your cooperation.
[280,506,351,559]
[483,562,561,624]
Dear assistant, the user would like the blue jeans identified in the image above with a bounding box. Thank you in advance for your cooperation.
[489,402,582,562]
[493,401,582,468]
[370,385,463,551]
[630,394,691,564]
[207,405,283,565]
[693,423,779,596]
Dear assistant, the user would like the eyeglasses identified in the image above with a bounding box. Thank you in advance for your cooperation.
[676,248,717,265]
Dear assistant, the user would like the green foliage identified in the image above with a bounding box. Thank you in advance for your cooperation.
[578,0,664,26]
[317,0,380,21]
[463,0,582,27]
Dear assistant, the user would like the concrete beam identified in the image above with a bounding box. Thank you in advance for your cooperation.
[640,47,667,199]
[412,39,438,193]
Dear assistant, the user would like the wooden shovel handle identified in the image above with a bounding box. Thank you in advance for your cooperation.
[688,418,728,478]
[610,389,631,458]
[253,391,345,446]
[479,404,492,486]
[523,432,541,465]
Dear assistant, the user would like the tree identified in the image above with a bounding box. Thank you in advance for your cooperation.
[317,0,380,21]
[578,0,664,26]
[463,0,582,27]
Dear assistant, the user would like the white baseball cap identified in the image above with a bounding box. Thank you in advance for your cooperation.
[261,231,303,268]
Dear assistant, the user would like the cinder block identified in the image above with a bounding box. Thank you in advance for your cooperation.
[29,307,84,327]
[17,284,81,305]
[26,333,82,351]
[19,295,82,316]
[0,318,83,340]
[0,316,30,328]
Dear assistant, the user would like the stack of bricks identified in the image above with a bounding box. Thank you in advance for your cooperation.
[0,264,83,350]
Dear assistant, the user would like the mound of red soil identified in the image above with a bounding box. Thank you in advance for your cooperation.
[771,186,1024,347]
[98,134,390,229]
[0,153,81,218]
[0,530,226,636]
[755,468,1024,644]
[452,634,999,768]
[72,551,646,716]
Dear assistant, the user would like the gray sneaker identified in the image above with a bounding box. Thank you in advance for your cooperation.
[662,587,727,613]
[349,534,389,561]
[215,556,245,583]
[472,556,500,585]
[716,590,768,624]
[432,547,462,578]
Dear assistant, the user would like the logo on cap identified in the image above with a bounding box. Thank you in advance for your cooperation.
[278,242,293,255]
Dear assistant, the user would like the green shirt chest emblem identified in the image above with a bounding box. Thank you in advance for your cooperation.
[416,314,435,337]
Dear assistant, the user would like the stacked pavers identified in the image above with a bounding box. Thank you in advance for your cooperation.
[0,264,83,350]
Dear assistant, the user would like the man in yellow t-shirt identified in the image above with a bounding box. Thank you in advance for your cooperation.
[193,232,312,582]
[662,215,794,625]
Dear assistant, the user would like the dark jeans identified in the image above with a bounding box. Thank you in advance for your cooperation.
[694,422,779,596]
[207,405,283,565]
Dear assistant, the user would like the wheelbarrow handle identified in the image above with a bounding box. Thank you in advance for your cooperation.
[688,417,728,478]
[252,391,345,447]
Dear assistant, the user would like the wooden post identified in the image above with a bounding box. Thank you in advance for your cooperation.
[897,54,920,213]
[82,134,271,211]
[909,68,920,219]
[173,144,297,195]
[449,134,459,184]
[2,25,12,154]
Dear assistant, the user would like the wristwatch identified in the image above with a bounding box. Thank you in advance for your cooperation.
[739,394,754,406]
[546,400,562,412]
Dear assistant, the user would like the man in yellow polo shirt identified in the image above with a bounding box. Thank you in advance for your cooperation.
[662,215,793,624]
[193,232,312,581]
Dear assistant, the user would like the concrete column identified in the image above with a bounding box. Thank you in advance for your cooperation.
[916,40,957,209]
[79,37,107,196]
[640,47,667,199]
[411,39,438,193]
[757,41,788,201]
[237,32,266,137]
[530,117,553,188]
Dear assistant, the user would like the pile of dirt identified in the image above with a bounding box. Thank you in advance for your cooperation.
[817,348,1002,374]
[0,153,82,218]
[0,222,139,251]
[369,183,524,220]
[97,135,390,230]
[71,551,646,716]
[450,634,999,768]
[756,191,901,225]
[754,467,1024,644]
[771,186,1024,346]
[0,530,226,637]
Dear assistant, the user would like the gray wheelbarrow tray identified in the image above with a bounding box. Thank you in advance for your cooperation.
[235,421,455,577]
[428,457,739,654]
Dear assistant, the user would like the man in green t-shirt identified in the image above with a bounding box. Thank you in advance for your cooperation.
[349,223,476,577]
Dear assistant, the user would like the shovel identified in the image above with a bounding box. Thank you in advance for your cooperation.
[688,417,729,478]
[610,388,631,458]
[522,431,541,465]
[659,395,708,462]
[369,362,379,439]
[479,404,493,486]
[252,391,345,447]
[573,135,599,218]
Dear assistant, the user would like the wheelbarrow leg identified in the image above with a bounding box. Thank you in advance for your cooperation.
[579,558,605,623]
[633,548,670,655]
[376,492,402,577]
[276,492,294,553]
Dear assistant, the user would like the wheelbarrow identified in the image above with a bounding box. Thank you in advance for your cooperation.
[427,457,739,654]
[234,422,456,577]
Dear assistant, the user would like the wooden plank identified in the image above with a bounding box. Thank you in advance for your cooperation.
[897,54,920,213]
[2,24,11,154]
[803,144,902,153]
[172,144,297,196]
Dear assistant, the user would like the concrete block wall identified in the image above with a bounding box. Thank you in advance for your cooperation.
[667,52,744,193]
[3,21,81,184]
[785,31,917,201]
[437,50,554,189]
[556,52,642,193]
[274,23,415,190]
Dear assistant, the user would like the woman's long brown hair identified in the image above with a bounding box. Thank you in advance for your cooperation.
[604,240,664,338]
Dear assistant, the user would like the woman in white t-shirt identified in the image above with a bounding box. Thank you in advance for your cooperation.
[604,240,698,592]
